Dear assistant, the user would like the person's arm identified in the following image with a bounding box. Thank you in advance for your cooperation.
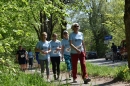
[25,51,28,60]
[35,42,43,53]
[69,33,80,54]
[61,45,64,56]
[44,43,51,54]
[82,40,86,53]
[61,45,64,60]
[35,48,42,52]
[44,48,51,54]
[69,40,81,54]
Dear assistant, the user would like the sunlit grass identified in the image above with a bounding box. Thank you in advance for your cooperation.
[0,57,130,86]
[60,61,129,81]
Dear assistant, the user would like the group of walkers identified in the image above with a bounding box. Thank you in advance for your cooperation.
[16,46,34,71]
[16,23,91,84]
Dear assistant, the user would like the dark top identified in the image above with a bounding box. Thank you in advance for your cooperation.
[111,45,117,52]
[17,49,26,58]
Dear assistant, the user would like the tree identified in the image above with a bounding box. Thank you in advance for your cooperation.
[124,0,130,68]
[28,0,68,40]
[104,0,125,46]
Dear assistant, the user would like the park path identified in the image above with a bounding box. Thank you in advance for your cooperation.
[25,62,129,86]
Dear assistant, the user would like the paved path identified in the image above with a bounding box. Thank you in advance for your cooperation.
[86,58,128,67]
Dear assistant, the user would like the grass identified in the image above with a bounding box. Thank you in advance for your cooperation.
[0,57,130,86]
[0,57,59,86]
[60,61,130,81]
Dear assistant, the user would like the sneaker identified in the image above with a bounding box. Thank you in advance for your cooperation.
[56,75,59,80]
[84,78,91,84]
[73,79,77,83]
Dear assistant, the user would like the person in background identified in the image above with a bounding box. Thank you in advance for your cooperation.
[69,23,91,84]
[35,32,51,82]
[61,30,72,80]
[35,52,40,70]
[28,48,34,69]
[23,48,28,70]
[16,46,27,72]
[111,43,117,62]
[50,33,62,80]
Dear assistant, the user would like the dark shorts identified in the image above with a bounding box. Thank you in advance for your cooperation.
[18,57,26,65]
[29,58,33,65]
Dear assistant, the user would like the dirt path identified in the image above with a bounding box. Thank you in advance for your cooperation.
[25,68,130,86]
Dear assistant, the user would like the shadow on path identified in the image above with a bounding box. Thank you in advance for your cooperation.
[93,79,121,86]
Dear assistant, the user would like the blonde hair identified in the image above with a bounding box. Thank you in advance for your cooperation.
[71,23,80,30]
[52,33,58,37]
[41,32,47,36]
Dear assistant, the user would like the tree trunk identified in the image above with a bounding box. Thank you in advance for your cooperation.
[124,0,130,68]
[61,19,67,39]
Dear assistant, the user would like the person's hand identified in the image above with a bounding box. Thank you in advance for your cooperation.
[76,49,81,54]
[44,51,49,54]
[26,58,28,60]
[56,47,61,51]
[41,50,45,54]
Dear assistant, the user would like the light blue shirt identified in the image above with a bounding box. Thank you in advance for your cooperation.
[50,40,61,57]
[28,51,33,58]
[61,38,70,55]
[69,32,84,54]
[36,41,51,60]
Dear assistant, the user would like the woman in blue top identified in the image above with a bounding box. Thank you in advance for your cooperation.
[35,32,51,82]
[28,48,34,69]
[50,33,62,80]
[69,23,91,84]
[61,30,72,79]
[35,52,40,70]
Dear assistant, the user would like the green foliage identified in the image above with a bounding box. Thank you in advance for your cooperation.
[0,57,58,86]
[115,66,130,81]
[66,0,125,58]
[104,0,125,46]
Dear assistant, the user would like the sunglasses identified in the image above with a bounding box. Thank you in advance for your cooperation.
[74,26,79,27]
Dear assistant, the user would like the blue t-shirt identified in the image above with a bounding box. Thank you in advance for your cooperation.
[69,32,84,54]
[36,41,51,60]
[50,40,61,57]
[61,38,70,55]
[28,51,33,58]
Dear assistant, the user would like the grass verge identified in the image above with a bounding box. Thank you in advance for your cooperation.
[0,57,130,86]
[60,61,130,81]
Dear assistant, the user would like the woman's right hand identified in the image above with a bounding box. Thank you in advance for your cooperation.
[76,49,81,54]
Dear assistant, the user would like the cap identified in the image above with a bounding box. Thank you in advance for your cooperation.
[63,30,68,34]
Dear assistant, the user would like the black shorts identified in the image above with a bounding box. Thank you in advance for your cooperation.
[29,58,33,65]
[18,57,26,65]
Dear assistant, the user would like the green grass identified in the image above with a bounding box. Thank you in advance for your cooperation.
[60,61,130,81]
[0,57,130,86]
[0,57,59,86]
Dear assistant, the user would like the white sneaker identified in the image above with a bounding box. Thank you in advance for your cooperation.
[47,79,50,82]
[73,79,77,83]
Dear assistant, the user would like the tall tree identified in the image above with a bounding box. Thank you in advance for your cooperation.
[124,0,130,68]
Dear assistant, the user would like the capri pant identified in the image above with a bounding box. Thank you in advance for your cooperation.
[40,59,50,75]
[64,54,72,72]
